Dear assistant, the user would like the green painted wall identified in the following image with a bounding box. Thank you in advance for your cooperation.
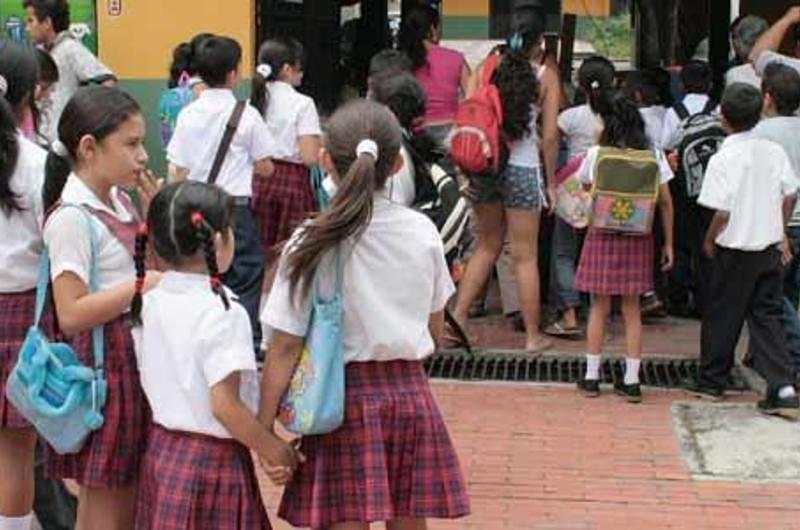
[442,16,489,40]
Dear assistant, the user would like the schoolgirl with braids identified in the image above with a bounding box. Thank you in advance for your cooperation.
[40,85,160,529]
[131,181,298,530]
[259,100,470,529]
[0,38,49,530]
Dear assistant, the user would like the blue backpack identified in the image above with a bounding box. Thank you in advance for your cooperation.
[158,73,194,149]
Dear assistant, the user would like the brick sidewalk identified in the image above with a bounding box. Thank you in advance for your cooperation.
[258,382,800,529]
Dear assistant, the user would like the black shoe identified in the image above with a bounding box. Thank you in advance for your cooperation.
[614,381,642,403]
[758,393,800,421]
[683,378,725,402]
[577,378,600,398]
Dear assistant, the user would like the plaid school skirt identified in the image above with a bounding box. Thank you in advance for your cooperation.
[575,228,655,295]
[252,160,316,256]
[279,360,470,529]
[45,315,150,488]
[135,424,270,530]
[0,290,42,429]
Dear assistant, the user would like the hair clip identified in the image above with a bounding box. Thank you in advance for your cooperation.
[51,140,70,158]
[135,276,145,291]
[356,139,379,160]
[256,63,272,79]
[0,75,6,97]
[590,80,601,90]
[210,277,222,289]
[190,212,205,227]
[508,32,524,51]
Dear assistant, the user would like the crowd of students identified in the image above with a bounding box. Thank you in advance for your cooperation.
[3,1,800,529]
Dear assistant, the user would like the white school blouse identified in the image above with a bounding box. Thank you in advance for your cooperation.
[43,174,135,291]
[167,89,275,197]
[0,135,46,293]
[263,81,321,163]
[261,195,455,363]
[132,272,258,439]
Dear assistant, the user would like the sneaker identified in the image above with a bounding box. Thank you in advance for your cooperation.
[758,394,800,421]
[577,378,600,398]
[614,381,642,403]
[683,378,725,402]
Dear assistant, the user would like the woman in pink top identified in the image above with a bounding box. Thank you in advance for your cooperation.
[399,6,470,146]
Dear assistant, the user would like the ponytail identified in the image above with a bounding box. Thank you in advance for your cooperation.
[131,223,149,325]
[192,212,230,310]
[43,147,71,212]
[251,38,303,116]
[577,56,616,114]
[250,70,271,116]
[398,7,439,69]
[0,96,21,215]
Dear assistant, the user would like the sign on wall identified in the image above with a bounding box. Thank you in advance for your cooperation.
[0,0,99,52]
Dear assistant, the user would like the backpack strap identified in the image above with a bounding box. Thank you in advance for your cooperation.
[208,101,247,185]
[674,102,690,121]
[701,99,717,115]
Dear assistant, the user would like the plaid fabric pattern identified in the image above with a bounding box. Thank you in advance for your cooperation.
[135,424,270,530]
[251,160,316,255]
[575,229,655,295]
[45,316,150,488]
[279,360,470,529]
[0,290,49,428]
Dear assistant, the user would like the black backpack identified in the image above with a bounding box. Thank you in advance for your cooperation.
[674,100,726,199]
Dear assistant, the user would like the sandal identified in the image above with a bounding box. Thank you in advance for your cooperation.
[544,321,583,339]
[525,337,553,357]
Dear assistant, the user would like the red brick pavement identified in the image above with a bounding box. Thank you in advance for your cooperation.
[258,382,800,529]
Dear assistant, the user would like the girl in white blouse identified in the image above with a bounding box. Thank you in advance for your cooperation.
[259,100,470,530]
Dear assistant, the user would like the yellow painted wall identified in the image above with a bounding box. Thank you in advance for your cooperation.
[564,0,611,16]
[443,0,489,17]
[96,0,255,80]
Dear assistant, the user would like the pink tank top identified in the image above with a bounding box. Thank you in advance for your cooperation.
[415,45,466,124]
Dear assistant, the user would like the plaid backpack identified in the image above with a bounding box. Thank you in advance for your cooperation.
[590,147,660,236]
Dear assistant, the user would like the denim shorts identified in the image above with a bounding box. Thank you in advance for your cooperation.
[470,164,545,210]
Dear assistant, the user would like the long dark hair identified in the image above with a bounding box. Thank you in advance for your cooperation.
[598,90,649,150]
[577,56,615,114]
[286,100,401,300]
[43,86,141,211]
[0,39,38,215]
[398,6,440,70]
[168,33,214,88]
[250,38,304,116]
[131,181,235,323]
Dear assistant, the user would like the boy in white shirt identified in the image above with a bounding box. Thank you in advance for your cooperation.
[688,83,799,420]
[167,36,275,353]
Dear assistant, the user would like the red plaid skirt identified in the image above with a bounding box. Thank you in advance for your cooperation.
[279,360,470,529]
[45,315,150,488]
[575,229,654,295]
[135,424,270,530]
[0,290,42,429]
[251,160,315,256]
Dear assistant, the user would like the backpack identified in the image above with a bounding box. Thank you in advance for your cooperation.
[158,73,194,149]
[590,147,661,236]
[674,100,725,199]
[447,54,506,177]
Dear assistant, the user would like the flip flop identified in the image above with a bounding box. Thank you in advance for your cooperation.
[525,337,553,357]
[544,321,583,338]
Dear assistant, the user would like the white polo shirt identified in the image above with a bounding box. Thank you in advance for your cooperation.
[698,132,799,251]
[0,135,46,292]
[132,272,258,439]
[263,81,321,163]
[659,93,714,150]
[167,89,275,197]
[43,174,135,291]
[261,195,454,363]
[725,63,761,88]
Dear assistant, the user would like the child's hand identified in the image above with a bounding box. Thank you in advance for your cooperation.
[258,459,293,486]
[136,170,163,214]
[780,235,793,266]
[666,151,679,172]
[661,245,675,272]
[547,187,557,216]
[259,433,305,473]
[703,238,716,259]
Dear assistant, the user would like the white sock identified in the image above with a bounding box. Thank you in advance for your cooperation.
[0,513,33,530]
[585,354,601,380]
[624,358,641,385]
[778,385,797,399]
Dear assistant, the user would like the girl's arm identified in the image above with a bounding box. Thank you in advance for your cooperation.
[658,184,675,271]
[703,210,730,258]
[258,330,304,430]
[429,310,445,349]
[459,61,472,99]
[298,135,322,167]
[211,372,301,474]
[539,66,561,212]
[52,271,160,335]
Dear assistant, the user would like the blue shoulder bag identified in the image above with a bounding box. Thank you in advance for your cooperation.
[278,248,345,435]
[5,204,107,454]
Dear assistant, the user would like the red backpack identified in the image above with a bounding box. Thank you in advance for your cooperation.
[448,54,506,176]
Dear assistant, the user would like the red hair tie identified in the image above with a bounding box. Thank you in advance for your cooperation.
[190,212,205,227]
[137,223,149,237]
[210,277,222,289]
[135,277,145,290]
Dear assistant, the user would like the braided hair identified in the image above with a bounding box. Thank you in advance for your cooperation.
[131,181,235,323]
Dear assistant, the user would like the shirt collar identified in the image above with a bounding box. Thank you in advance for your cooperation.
[60,173,132,220]
[199,88,236,102]
[268,80,296,93]
[159,271,212,291]
[721,130,754,148]
[48,31,72,51]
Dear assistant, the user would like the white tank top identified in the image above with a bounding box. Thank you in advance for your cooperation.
[507,64,547,168]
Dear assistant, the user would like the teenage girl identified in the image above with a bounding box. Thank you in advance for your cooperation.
[575,91,675,403]
[132,181,300,530]
[452,8,560,354]
[259,100,470,530]
[42,85,160,529]
[251,37,322,262]
[0,39,47,530]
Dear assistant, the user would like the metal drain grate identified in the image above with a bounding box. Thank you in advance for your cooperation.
[424,352,750,390]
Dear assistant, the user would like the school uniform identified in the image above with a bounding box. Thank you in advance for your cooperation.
[262,194,470,529]
[0,135,47,429]
[167,88,275,349]
[253,81,322,256]
[574,146,674,295]
[697,133,798,392]
[132,272,269,530]
[41,174,148,488]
